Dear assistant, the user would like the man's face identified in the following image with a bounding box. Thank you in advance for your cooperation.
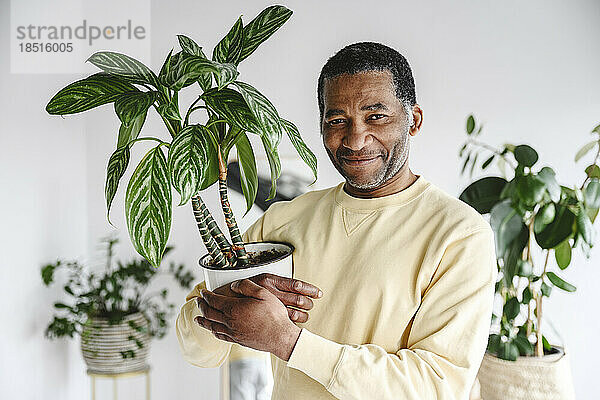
[321,70,412,191]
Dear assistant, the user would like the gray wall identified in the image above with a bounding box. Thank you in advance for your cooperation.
[2,0,599,399]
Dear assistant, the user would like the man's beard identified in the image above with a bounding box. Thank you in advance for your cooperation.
[327,126,410,191]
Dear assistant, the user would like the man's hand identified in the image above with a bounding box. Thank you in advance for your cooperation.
[196,279,304,361]
[212,273,323,323]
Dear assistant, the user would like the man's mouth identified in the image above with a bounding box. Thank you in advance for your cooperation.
[340,156,380,166]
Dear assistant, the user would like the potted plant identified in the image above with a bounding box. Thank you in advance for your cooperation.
[41,235,196,374]
[458,115,599,399]
[45,5,317,290]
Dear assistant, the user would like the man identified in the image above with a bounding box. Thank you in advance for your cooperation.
[176,42,497,400]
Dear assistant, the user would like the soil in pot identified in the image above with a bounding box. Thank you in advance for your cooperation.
[206,248,288,269]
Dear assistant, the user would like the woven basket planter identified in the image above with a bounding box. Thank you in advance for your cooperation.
[477,346,575,400]
[80,312,151,374]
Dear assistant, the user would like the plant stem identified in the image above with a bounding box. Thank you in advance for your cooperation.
[217,149,250,267]
[525,217,534,338]
[154,105,177,138]
[580,144,600,190]
[536,250,550,357]
[129,137,170,146]
[183,96,205,126]
[467,138,518,169]
[191,197,230,269]
[194,194,235,262]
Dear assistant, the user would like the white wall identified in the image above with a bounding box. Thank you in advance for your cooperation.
[3,0,600,399]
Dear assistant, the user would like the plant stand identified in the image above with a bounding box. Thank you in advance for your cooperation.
[87,367,151,400]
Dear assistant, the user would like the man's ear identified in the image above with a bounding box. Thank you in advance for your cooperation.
[409,104,423,137]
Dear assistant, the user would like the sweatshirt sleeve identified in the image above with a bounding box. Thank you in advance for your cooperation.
[174,213,267,368]
[286,227,497,400]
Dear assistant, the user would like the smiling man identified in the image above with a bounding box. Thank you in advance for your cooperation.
[176,42,497,399]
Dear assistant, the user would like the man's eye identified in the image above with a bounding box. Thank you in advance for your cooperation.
[327,119,345,125]
[368,114,386,121]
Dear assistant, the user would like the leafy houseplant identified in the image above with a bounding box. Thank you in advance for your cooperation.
[45,5,317,287]
[458,115,599,399]
[41,236,195,372]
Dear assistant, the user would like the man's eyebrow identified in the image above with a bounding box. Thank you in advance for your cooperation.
[324,109,345,119]
[361,103,389,111]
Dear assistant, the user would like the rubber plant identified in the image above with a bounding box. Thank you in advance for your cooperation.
[458,114,599,360]
[45,5,317,269]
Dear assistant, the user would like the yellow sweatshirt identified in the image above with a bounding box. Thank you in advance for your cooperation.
[175,175,497,399]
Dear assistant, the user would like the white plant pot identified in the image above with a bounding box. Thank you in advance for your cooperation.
[200,241,294,291]
[477,346,575,400]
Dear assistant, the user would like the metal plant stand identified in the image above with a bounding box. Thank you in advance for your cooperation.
[87,367,151,400]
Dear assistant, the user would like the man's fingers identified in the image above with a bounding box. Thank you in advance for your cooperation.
[255,273,323,299]
[277,291,314,310]
[230,278,270,300]
[195,315,232,338]
[197,297,229,326]
[287,307,309,323]
[201,289,236,315]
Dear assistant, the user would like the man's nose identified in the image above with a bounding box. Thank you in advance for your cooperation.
[342,120,373,151]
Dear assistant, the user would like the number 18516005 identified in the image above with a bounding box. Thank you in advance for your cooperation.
[19,42,73,53]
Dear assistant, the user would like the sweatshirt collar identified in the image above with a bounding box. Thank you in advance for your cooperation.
[334,174,431,211]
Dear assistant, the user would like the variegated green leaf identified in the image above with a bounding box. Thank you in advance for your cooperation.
[158,49,174,84]
[213,16,244,64]
[157,91,182,121]
[235,132,258,215]
[213,62,239,90]
[168,125,212,205]
[261,135,281,200]
[239,5,293,63]
[177,35,212,91]
[125,146,172,268]
[160,52,218,91]
[202,88,262,134]
[87,51,160,87]
[231,81,282,149]
[46,73,136,115]
[117,111,147,149]
[280,118,318,183]
[105,146,130,225]
[114,91,158,125]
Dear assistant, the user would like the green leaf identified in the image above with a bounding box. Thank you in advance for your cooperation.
[213,16,244,64]
[534,203,556,233]
[576,204,594,245]
[176,36,212,91]
[491,200,524,256]
[105,146,130,225]
[160,51,217,91]
[461,152,471,175]
[498,341,520,361]
[459,176,507,214]
[125,146,172,268]
[503,225,529,287]
[235,132,259,215]
[262,135,281,200]
[514,144,538,167]
[168,125,212,206]
[541,281,552,297]
[513,334,534,356]
[86,51,159,87]
[157,94,182,121]
[487,334,502,353]
[586,164,600,179]
[575,140,597,162]
[547,271,576,292]
[537,167,561,203]
[231,81,282,149]
[213,63,239,90]
[238,5,293,63]
[466,115,475,134]
[481,154,495,170]
[585,179,600,209]
[46,73,136,115]
[522,286,533,304]
[117,111,147,149]
[281,118,318,184]
[554,239,572,270]
[114,91,158,126]
[534,204,576,249]
[202,87,262,135]
[542,335,552,351]
[516,259,533,277]
[504,296,521,320]
[516,175,546,206]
